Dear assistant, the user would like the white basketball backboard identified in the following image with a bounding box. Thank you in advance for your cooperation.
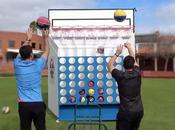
[48,9,135,30]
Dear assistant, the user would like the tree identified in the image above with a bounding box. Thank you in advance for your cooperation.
[29,21,38,34]
[157,35,175,71]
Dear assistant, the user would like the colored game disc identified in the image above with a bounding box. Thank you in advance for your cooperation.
[98,96,104,102]
[98,88,104,95]
[88,80,95,87]
[79,89,85,95]
[69,96,76,103]
[79,96,86,103]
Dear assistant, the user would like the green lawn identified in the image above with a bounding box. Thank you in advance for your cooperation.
[0,77,175,130]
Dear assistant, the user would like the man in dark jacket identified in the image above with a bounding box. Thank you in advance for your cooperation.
[108,43,144,130]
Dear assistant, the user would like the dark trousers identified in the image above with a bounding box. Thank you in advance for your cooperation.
[117,110,143,130]
[18,102,46,130]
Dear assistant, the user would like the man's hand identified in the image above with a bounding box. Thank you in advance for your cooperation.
[115,44,123,55]
[26,28,33,41]
[42,29,49,40]
[124,42,132,49]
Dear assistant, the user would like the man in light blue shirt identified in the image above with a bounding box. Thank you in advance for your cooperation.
[14,28,49,130]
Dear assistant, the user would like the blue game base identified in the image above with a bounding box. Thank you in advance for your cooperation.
[59,104,119,121]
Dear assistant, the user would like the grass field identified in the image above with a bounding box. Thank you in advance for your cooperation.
[0,77,175,130]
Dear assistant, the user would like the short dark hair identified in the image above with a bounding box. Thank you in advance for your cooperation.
[123,56,135,69]
[19,45,33,60]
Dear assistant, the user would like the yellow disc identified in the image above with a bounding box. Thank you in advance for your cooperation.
[88,89,95,95]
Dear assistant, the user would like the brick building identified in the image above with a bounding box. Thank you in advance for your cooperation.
[136,32,175,77]
[0,31,175,77]
[0,31,43,74]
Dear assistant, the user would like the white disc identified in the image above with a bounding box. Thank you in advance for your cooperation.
[69,81,75,88]
[69,89,76,96]
[106,88,113,95]
[106,57,111,63]
[87,65,94,72]
[69,73,75,80]
[69,65,75,72]
[60,97,67,104]
[88,73,94,79]
[60,89,67,96]
[116,96,120,103]
[78,65,85,72]
[87,57,94,64]
[97,57,103,64]
[106,80,113,87]
[59,58,66,64]
[107,96,113,103]
[78,81,85,87]
[116,65,122,71]
[60,73,66,80]
[97,65,103,71]
[106,73,112,79]
[115,57,122,63]
[60,81,66,88]
[116,89,119,95]
[97,80,104,87]
[59,65,66,72]
[69,57,75,64]
[97,73,103,79]
[78,73,85,79]
[78,57,85,64]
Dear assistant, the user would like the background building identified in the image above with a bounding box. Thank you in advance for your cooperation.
[136,32,175,77]
[0,31,43,74]
[0,31,175,77]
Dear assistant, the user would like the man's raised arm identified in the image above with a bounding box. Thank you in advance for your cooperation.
[108,44,123,73]
[124,42,139,66]
[41,29,49,60]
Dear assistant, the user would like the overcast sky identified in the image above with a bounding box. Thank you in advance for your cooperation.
[0,0,175,34]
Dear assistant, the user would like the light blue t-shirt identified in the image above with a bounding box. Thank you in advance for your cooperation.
[14,57,46,102]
